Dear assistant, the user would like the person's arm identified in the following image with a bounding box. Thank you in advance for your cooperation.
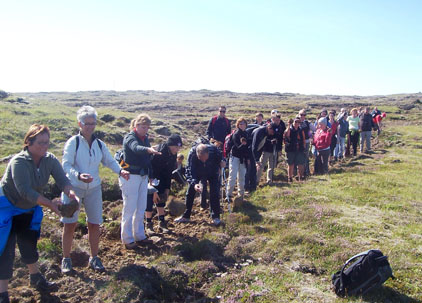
[185,149,198,185]
[62,136,79,182]
[206,118,213,139]
[232,130,243,149]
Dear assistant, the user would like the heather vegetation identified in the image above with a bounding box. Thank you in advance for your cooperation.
[1,90,421,302]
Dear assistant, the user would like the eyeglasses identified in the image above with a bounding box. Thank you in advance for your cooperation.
[220,111,226,113]
[81,121,97,126]
[35,140,49,146]
[300,114,306,116]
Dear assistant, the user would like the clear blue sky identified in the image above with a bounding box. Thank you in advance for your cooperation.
[1,0,421,95]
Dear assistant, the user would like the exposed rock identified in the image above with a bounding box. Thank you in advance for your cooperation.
[166,196,185,217]
[100,114,116,122]
[155,126,171,136]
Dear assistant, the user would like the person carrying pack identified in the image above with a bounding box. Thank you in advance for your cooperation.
[332,249,394,297]
[206,106,231,147]
[225,118,249,202]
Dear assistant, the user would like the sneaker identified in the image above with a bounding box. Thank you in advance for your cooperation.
[30,273,56,291]
[174,216,190,223]
[61,257,72,274]
[124,242,137,250]
[158,220,169,234]
[0,292,9,303]
[212,218,221,226]
[145,221,155,237]
[88,256,105,272]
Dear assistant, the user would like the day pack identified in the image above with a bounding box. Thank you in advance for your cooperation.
[332,249,393,297]
[191,136,210,148]
[223,130,236,158]
[114,149,127,168]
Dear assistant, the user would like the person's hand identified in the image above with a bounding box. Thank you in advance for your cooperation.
[147,147,162,155]
[120,169,130,181]
[241,137,247,145]
[194,184,203,193]
[79,173,93,183]
[50,198,63,216]
[67,190,79,202]
[256,162,262,170]
[220,160,226,168]
[153,192,160,204]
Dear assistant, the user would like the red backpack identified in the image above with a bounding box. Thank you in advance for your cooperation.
[223,130,236,158]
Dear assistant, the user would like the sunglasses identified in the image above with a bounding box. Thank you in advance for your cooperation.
[300,114,306,116]
[220,110,226,113]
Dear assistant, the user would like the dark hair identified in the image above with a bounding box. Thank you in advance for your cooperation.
[23,124,50,149]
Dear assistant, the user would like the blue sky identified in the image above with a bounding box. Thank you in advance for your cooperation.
[1,0,421,95]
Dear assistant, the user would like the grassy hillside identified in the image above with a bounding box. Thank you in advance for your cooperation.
[1,91,421,302]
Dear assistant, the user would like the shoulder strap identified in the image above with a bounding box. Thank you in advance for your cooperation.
[97,139,103,151]
[75,136,80,153]
[211,116,218,126]
[225,118,230,128]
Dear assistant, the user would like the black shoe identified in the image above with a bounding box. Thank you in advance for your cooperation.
[30,273,56,291]
[158,220,169,234]
[145,221,155,237]
[0,292,9,303]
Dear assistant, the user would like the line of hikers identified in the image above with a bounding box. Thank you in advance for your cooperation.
[0,104,385,303]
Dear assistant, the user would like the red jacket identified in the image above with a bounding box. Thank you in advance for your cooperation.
[313,128,332,150]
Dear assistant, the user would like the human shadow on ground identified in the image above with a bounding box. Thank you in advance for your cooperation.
[359,285,421,303]
[235,200,266,223]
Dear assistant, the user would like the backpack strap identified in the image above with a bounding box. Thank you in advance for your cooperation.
[211,116,230,128]
[339,250,374,293]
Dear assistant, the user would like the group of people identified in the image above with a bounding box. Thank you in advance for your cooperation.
[0,104,385,303]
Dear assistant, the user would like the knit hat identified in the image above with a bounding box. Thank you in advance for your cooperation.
[167,134,182,147]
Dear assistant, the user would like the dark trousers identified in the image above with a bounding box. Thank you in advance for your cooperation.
[0,213,39,280]
[244,149,257,192]
[314,149,330,175]
[350,131,360,156]
[200,179,208,208]
[184,175,220,219]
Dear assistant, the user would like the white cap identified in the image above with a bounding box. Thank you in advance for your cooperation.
[271,109,278,115]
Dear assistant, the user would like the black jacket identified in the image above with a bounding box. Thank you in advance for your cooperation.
[252,126,270,162]
[360,113,374,132]
[206,116,231,143]
[186,144,222,185]
[263,121,285,152]
[284,126,305,153]
[151,143,177,192]
[230,129,249,163]
[122,131,152,176]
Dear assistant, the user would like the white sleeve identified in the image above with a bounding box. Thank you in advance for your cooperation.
[62,136,79,183]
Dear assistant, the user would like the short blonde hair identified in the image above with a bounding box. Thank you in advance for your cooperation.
[130,114,151,129]
[23,124,50,149]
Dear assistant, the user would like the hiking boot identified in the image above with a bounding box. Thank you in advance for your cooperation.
[174,216,190,223]
[124,242,137,250]
[145,221,155,236]
[0,292,9,303]
[158,220,169,234]
[61,257,72,274]
[212,218,222,226]
[88,256,105,272]
[30,273,56,291]
[135,238,153,246]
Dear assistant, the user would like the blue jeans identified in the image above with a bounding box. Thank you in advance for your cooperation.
[334,137,346,158]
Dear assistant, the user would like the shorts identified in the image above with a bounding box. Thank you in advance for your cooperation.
[286,151,305,166]
[61,185,103,225]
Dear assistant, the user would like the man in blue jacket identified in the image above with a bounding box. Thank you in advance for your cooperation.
[175,144,225,226]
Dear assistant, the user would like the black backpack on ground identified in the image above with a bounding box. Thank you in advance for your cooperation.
[332,249,394,297]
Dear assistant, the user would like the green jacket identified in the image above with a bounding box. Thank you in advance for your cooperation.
[0,150,71,209]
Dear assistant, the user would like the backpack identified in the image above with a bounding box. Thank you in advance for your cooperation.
[75,135,103,153]
[211,116,230,128]
[114,149,128,169]
[223,129,236,158]
[332,249,394,297]
[191,136,211,148]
